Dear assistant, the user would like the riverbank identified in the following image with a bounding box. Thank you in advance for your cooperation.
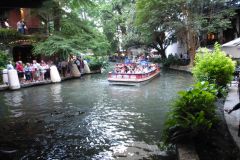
[0,70,101,91]
[169,64,240,159]
[194,97,240,159]
[169,65,192,73]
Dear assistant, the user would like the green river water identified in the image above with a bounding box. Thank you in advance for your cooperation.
[0,69,193,159]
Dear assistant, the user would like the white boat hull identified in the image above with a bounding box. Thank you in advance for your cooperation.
[108,69,160,86]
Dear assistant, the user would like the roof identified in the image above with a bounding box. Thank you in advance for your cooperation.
[222,38,240,58]
[222,38,240,47]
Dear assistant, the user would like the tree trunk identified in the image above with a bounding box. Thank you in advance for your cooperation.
[160,49,167,59]
[46,21,49,35]
[151,44,166,59]
[188,47,195,67]
[187,29,199,67]
[53,8,61,32]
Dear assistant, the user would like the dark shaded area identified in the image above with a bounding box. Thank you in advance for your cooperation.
[195,99,240,160]
[0,110,92,160]
[0,0,46,8]
[12,45,41,63]
[0,119,47,160]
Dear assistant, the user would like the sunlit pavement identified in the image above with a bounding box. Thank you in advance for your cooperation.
[224,81,240,149]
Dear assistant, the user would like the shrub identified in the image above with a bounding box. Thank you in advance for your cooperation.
[193,43,235,87]
[87,56,109,71]
[0,29,21,44]
[161,54,190,67]
[162,54,178,67]
[0,50,10,69]
[163,81,218,144]
[0,50,11,84]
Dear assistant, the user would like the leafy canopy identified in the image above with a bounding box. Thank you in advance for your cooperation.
[33,11,110,58]
[136,0,235,62]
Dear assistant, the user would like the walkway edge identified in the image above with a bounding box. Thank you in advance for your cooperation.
[224,82,240,149]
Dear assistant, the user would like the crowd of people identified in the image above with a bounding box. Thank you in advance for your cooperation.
[0,18,27,34]
[113,63,157,74]
[7,60,51,83]
[6,56,85,84]
[112,53,158,74]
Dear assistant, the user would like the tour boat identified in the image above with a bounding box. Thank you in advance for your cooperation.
[108,67,160,86]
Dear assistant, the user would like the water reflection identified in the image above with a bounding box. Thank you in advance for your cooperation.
[85,91,141,159]
[4,91,24,118]
[4,91,23,107]
[50,84,63,103]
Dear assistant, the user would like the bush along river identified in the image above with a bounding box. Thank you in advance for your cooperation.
[0,69,193,159]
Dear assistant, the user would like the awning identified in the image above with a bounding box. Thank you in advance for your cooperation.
[222,38,240,58]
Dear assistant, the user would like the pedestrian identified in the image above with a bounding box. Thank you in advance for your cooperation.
[16,61,24,83]
[225,102,240,137]
[22,20,27,34]
[7,61,14,70]
[32,60,40,81]
[17,20,23,33]
[75,57,81,72]
[24,63,32,82]
[79,58,84,73]
[4,18,10,29]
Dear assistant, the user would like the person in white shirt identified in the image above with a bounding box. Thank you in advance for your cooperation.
[4,19,10,28]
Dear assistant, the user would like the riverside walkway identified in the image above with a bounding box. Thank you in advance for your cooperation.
[224,81,240,149]
[0,70,101,91]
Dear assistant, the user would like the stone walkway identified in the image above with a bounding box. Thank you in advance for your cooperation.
[224,81,240,149]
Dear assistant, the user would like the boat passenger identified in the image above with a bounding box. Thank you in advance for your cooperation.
[143,67,148,73]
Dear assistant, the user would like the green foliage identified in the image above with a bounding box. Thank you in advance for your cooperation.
[0,50,11,84]
[96,0,136,52]
[163,81,218,144]
[193,43,235,87]
[33,35,77,59]
[0,29,21,40]
[0,29,22,48]
[33,12,110,58]
[160,55,189,67]
[0,50,11,69]
[135,0,235,63]
[86,56,109,71]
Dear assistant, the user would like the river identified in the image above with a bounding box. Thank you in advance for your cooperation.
[0,69,193,159]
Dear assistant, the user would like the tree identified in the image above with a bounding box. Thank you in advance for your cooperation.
[95,0,135,52]
[136,0,235,64]
[121,1,145,49]
[32,0,93,34]
[33,12,110,58]
[32,0,61,35]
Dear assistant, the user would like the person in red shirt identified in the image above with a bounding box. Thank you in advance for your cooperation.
[16,61,24,83]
